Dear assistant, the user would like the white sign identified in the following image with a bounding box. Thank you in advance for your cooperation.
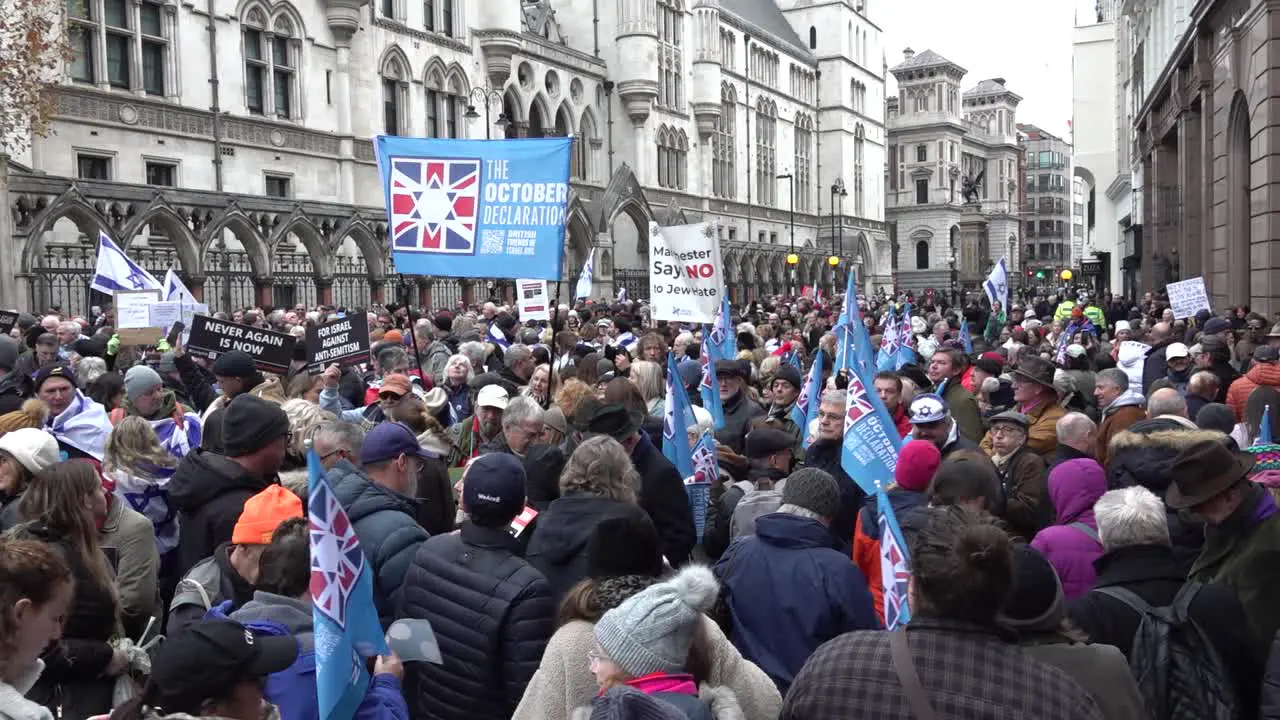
[1117,341,1150,394]
[147,301,182,332]
[116,289,162,329]
[516,279,551,322]
[648,221,725,324]
[1167,277,1211,319]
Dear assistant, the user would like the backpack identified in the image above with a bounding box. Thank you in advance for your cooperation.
[1093,583,1238,720]
[728,481,783,540]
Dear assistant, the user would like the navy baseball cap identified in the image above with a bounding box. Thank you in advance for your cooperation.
[463,453,527,525]
[360,422,438,466]
[908,393,950,425]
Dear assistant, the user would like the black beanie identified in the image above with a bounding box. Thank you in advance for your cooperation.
[585,514,664,579]
[773,364,803,392]
[998,545,1064,633]
[212,350,258,378]
[221,395,290,457]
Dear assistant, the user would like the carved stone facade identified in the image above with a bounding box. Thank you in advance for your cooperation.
[885,49,1024,300]
[1130,0,1280,312]
[8,0,891,315]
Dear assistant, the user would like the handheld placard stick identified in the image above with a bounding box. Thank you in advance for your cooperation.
[398,273,426,377]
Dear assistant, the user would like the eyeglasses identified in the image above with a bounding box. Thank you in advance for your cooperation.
[320,448,350,462]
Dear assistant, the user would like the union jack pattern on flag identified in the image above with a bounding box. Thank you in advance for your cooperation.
[309,481,364,630]
[843,375,877,431]
[878,490,913,630]
[699,342,725,430]
[689,430,718,483]
[307,447,387,720]
[389,157,481,255]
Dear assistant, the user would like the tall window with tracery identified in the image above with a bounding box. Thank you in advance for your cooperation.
[713,84,736,198]
[795,114,813,211]
[656,126,688,190]
[381,54,408,136]
[755,98,777,206]
[69,0,172,95]
[854,124,866,216]
[657,0,683,110]
[242,10,299,119]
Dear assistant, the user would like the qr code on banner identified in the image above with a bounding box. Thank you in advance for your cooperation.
[480,229,505,255]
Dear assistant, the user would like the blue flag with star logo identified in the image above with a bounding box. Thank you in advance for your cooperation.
[91,231,160,295]
[376,136,571,280]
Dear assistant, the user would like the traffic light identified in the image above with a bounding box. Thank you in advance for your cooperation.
[1035,270,1047,279]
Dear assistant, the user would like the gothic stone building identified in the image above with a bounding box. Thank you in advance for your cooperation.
[6,0,894,317]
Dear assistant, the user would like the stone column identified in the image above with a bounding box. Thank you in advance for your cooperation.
[1140,154,1156,292]
[1153,140,1180,284]
[1178,108,1202,279]
[417,279,431,310]
[188,275,207,304]
[254,279,274,308]
[316,279,334,307]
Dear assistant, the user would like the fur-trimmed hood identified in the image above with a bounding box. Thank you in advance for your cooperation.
[571,685,745,720]
[1107,427,1227,494]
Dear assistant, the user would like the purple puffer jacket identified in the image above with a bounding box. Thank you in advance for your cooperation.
[1031,459,1107,599]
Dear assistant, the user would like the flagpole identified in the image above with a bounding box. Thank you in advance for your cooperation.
[398,273,425,376]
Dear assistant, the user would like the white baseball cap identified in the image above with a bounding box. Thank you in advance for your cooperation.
[0,428,61,474]
[476,384,510,410]
[1166,342,1190,360]
[1115,320,1131,333]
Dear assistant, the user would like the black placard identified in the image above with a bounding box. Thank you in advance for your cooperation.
[0,311,19,337]
[186,315,297,375]
[306,314,370,372]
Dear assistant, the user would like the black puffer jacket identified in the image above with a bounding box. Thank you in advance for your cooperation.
[526,495,653,600]
[327,460,428,623]
[1106,423,1218,575]
[167,448,275,579]
[396,522,554,720]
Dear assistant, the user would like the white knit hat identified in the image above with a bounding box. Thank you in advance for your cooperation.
[0,428,60,474]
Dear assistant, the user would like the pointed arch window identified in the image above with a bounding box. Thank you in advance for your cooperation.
[242,9,300,119]
[854,124,866,216]
[713,84,736,199]
[381,54,409,136]
[657,0,683,110]
[794,113,813,211]
[755,98,777,206]
[656,125,688,190]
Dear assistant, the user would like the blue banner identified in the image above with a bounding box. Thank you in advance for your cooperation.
[895,302,916,370]
[839,312,902,496]
[705,296,736,361]
[699,342,724,430]
[376,136,571,280]
[878,489,913,629]
[876,306,899,372]
[663,352,696,478]
[959,320,973,354]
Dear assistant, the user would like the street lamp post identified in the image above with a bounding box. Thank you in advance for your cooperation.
[777,173,797,296]
[464,86,508,139]
[948,250,958,307]
[830,179,847,290]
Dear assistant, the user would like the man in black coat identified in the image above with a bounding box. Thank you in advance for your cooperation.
[397,454,554,720]
[585,403,697,567]
[799,389,867,551]
[0,336,27,415]
[1068,485,1263,712]
[167,395,288,579]
[714,359,765,455]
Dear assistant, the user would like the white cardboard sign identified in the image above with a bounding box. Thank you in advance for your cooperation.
[648,222,725,324]
[1167,277,1210,319]
[516,279,551,322]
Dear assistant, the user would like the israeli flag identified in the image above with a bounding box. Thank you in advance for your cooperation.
[575,254,594,299]
[617,287,627,303]
[91,231,160,295]
[984,257,1010,311]
[163,268,195,304]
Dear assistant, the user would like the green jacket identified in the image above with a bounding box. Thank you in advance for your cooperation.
[1190,484,1280,652]
[1054,301,1076,322]
[1082,305,1105,328]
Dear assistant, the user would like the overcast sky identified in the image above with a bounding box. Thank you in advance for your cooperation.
[876,0,1098,139]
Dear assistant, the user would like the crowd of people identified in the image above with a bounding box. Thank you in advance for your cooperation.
[1,287,1280,719]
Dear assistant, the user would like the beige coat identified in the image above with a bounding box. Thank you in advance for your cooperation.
[513,617,782,720]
